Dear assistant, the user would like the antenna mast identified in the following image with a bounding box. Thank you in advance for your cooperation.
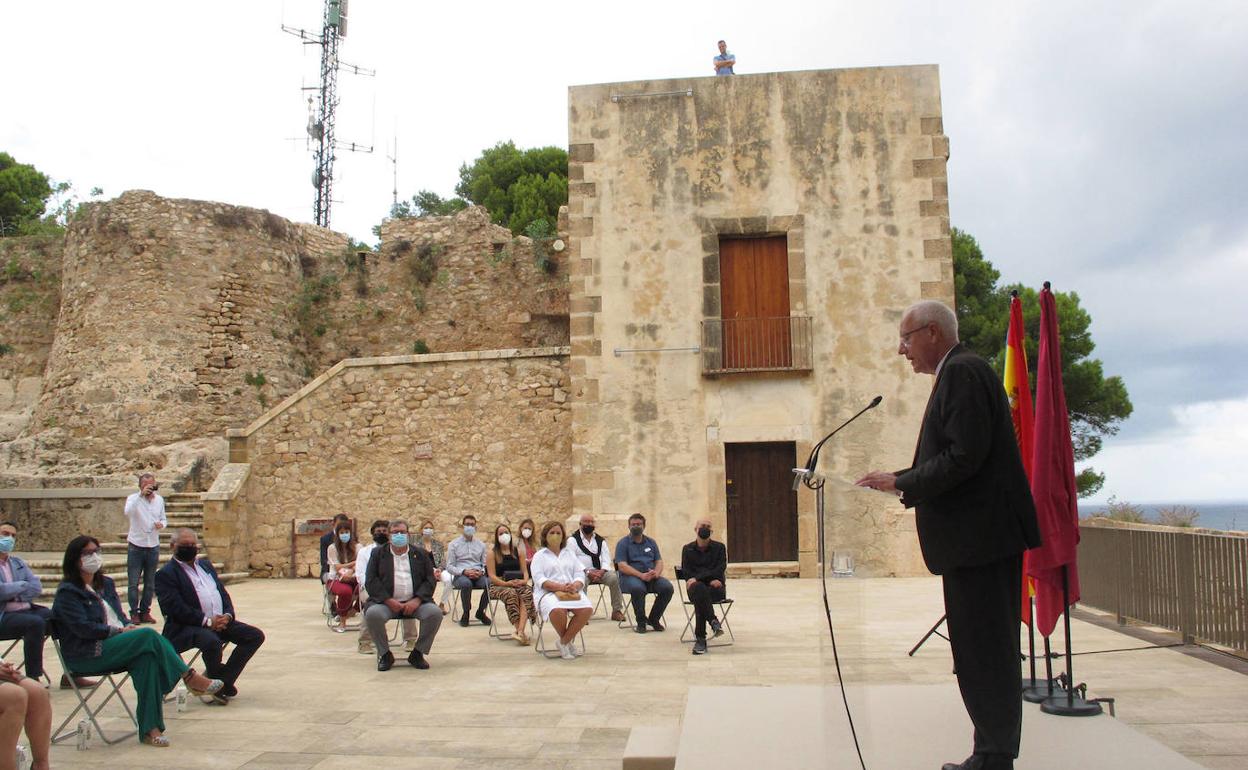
[283,0,374,228]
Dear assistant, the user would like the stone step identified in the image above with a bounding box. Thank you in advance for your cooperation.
[111,524,203,542]
[32,559,234,601]
[623,726,678,770]
[725,561,800,579]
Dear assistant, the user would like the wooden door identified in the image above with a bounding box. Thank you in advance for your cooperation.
[725,442,798,562]
[719,236,791,369]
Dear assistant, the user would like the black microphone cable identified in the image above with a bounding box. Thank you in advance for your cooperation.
[808,472,869,770]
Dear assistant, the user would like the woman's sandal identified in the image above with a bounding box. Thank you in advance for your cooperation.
[512,631,530,646]
[182,669,224,697]
[141,731,171,747]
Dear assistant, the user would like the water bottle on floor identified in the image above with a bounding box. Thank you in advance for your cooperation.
[75,720,90,751]
[15,743,30,770]
[175,681,188,712]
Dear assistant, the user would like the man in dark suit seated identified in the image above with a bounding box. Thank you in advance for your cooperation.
[857,299,1041,770]
[154,529,266,703]
[363,519,442,672]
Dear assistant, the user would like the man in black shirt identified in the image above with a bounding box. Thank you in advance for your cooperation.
[680,518,727,655]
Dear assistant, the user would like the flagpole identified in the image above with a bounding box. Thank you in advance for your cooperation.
[1041,565,1103,716]
[1022,597,1048,702]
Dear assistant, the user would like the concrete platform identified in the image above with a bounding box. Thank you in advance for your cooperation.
[676,684,1206,769]
[33,577,1246,769]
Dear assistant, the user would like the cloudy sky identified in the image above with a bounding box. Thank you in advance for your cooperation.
[5,1,1245,504]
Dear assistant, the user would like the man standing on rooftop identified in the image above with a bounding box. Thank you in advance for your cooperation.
[714,40,735,75]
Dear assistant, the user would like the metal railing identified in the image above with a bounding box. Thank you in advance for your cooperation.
[1078,523,1248,652]
[701,316,813,375]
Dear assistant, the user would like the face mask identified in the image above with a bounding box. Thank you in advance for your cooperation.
[521,528,532,538]
[0,536,14,554]
[422,527,434,537]
[176,544,199,562]
[80,553,104,574]
[697,526,712,540]
[499,533,512,546]
[629,525,644,537]
[580,525,595,537]
[373,532,388,545]
[337,532,352,543]
[463,525,476,537]
[548,533,563,548]
[390,533,409,548]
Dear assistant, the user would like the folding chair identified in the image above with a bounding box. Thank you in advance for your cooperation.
[48,622,138,747]
[322,581,361,631]
[616,599,636,629]
[450,582,490,624]
[586,578,611,619]
[675,568,734,647]
[533,594,585,659]
[1,635,52,686]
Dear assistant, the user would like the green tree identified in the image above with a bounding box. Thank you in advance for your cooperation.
[455,141,568,234]
[408,190,467,217]
[951,227,1133,497]
[0,153,53,236]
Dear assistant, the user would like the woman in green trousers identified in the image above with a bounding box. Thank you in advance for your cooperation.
[51,535,223,747]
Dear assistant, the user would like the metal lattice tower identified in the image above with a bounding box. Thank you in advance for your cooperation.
[283,0,373,229]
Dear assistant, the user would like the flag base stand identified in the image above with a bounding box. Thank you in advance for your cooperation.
[1022,680,1053,703]
[1041,692,1104,717]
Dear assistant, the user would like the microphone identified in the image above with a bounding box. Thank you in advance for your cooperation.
[793,396,883,489]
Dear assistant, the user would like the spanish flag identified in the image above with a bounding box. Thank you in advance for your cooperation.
[1004,291,1035,623]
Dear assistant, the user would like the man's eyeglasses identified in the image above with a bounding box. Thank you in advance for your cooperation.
[899,323,932,346]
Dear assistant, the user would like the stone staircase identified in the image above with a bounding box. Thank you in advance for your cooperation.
[31,491,249,602]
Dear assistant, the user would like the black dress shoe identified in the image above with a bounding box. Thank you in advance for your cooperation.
[458,616,470,628]
[222,684,239,698]
[635,622,648,634]
[409,649,430,670]
[377,651,394,672]
[475,610,490,626]
[648,618,665,632]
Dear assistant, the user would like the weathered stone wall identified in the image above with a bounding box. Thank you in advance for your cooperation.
[0,236,62,442]
[225,348,571,576]
[568,67,952,577]
[28,191,348,463]
[302,206,568,367]
[0,489,129,551]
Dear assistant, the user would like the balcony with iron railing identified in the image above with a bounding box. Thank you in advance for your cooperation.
[701,316,813,375]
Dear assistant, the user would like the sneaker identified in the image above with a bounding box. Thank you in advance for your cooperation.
[358,639,374,655]
[559,642,576,660]
[710,618,724,638]
[693,638,708,655]
[402,639,416,652]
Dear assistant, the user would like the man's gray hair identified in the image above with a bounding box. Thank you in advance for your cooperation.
[389,518,408,530]
[174,527,197,542]
[905,300,959,341]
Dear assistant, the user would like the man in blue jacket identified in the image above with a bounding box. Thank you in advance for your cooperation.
[0,521,95,688]
[154,528,265,702]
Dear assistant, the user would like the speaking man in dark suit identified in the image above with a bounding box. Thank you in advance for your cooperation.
[155,528,266,702]
[363,519,442,671]
[857,300,1041,770]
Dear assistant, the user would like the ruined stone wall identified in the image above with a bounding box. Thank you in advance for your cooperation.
[568,67,952,577]
[0,235,62,442]
[0,489,129,551]
[28,191,348,463]
[229,348,571,576]
[301,206,568,368]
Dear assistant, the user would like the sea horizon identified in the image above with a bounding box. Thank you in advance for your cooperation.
[1079,500,1248,533]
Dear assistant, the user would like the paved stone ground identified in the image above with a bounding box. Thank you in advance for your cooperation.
[38,577,1247,769]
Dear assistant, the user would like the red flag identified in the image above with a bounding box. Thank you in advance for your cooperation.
[1027,283,1081,637]
[1003,292,1036,623]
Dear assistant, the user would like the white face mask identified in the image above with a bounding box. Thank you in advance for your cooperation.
[521,528,532,538]
[422,528,434,537]
[499,533,512,546]
[80,552,104,574]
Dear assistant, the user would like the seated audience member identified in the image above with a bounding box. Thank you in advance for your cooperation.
[530,521,593,660]
[52,535,222,747]
[355,520,415,654]
[0,656,50,770]
[363,520,442,671]
[325,519,359,632]
[319,514,350,582]
[569,513,626,622]
[416,518,454,615]
[485,524,536,645]
[516,518,539,564]
[446,515,490,627]
[155,529,266,701]
[0,520,95,689]
[615,513,674,633]
[680,518,727,655]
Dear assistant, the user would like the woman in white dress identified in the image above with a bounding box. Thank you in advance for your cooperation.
[529,521,593,660]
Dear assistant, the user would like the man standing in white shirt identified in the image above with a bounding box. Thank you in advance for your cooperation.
[362,520,442,671]
[123,473,167,624]
[569,514,626,621]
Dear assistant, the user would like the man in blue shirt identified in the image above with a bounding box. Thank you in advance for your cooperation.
[713,40,735,75]
[614,514,674,633]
